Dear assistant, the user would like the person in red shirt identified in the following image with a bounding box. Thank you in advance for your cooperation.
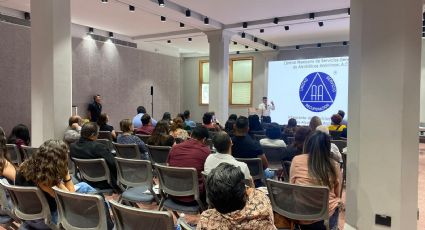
[167,126,210,203]
[135,114,155,135]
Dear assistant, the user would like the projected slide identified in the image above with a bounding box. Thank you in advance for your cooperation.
[268,57,348,125]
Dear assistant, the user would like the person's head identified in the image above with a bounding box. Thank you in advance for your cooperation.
[191,126,209,142]
[213,131,232,154]
[248,115,262,131]
[287,118,297,128]
[8,124,30,145]
[292,126,312,152]
[93,94,101,104]
[265,123,281,140]
[19,140,69,187]
[337,110,345,119]
[162,112,171,121]
[183,110,191,119]
[97,113,109,126]
[68,115,82,127]
[309,116,322,131]
[315,125,330,135]
[170,117,184,131]
[228,114,237,121]
[152,120,170,136]
[203,112,213,125]
[177,113,185,122]
[207,163,247,214]
[304,131,337,189]
[81,122,99,140]
[234,116,249,135]
[141,114,152,126]
[331,114,343,125]
[120,119,133,133]
[262,96,268,104]
[137,106,146,114]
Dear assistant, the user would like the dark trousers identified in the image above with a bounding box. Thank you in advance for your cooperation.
[296,208,339,230]
[262,116,271,123]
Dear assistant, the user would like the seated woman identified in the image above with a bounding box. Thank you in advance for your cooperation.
[290,131,341,230]
[97,113,117,141]
[284,127,311,161]
[309,116,322,131]
[202,112,221,131]
[260,122,286,147]
[15,140,102,228]
[117,119,148,159]
[161,112,172,125]
[169,117,189,142]
[283,118,297,137]
[328,114,346,132]
[197,163,276,230]
[224,114,237,135]
[7,124,31,147]
[146,121,175,147]
[248,114,263,134]
[0,127,16,182]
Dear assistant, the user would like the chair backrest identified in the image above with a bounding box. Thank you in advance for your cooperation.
[53,187,108,230]
[0,179,18,223]
[113,143,141,159]
[155,164,199,199]
[72,158,111,185]
[146,145,171,165]
[235,158,264,181]
[114,157,153,190]
[136,134,151,143]
[21,146,38,160]
[331,140,347,153]
[266,179,329,228]
[95,139,115,153]
[5,144,22,164]
[262,146,286,163]
[254,134,266,142]
[0,180,53,226]
[286,137,295,146]
[110,200,173,230]
[97,131,112,141]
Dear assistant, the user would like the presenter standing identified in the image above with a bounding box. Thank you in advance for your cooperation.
[258,96,275,123]
[88,94,102,122]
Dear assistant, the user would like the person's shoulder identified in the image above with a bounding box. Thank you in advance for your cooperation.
[292,154,308,163]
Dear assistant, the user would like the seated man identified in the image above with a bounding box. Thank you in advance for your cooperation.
[135,114,155,135]
[63,115,82,145]
[204,131,252,185]
[197,163,276,230]
[167,126,210,203]
[183,110,196,128]
[132,106,157,129]
[231,116,274,181]
[70,122,117,190]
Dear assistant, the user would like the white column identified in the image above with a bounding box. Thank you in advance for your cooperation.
[346,0,421,229]
[262,51,279,99]
[31,0,72,146]
[205,30,232,123]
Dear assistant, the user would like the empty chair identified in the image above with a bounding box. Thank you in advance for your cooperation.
[72,158,114,193]
[110,200,174,230]
[115,157,158,205]
[235,158,265,182]
[0,179,58,229]
[155,164,205,216]
[331,140,347,153]
[261,146,286,170]
[266,179,330,230]
[97,131,112,141]
[5,144,22,165]
[21,146,38,160]
[136,134,151,143]
[146,145,171,165]
[113,143,141,159]
[52,187,111,230]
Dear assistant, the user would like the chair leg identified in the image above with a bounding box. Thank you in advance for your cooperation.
[158,198,165,211]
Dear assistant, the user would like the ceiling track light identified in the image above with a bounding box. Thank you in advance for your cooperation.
[233,41,237,45]
[188,37,192,42]
[204,17,209,25]
[88,27,94,34]
[348,8,351,15]
[273,18,279,24]
[109,32,114,38]
[24,12,30,20]
[295,45,300,50]
[158,0,165,7]
[318,21,324,27]
[241,32,246,38]
[242,22,248,28]
[129,5,135,12]
[161,16,166,22]
[284,25,289,31]
[264,42,269,47]
[342,41,348,46]
[180,22,185,28]
[309,13,315,20]
[273,45,277,50]
[260,29,264,33]
[167,40,171,43]
[101,0,108,3]
[255,49,259,52]
[245,45,249,49]
[422,21,425,27]
[317,43,322,48]
[253,37,258,42]
[236,51,240,54]
[185,9,191,17]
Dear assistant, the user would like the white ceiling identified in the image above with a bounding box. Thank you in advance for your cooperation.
[0,0,351,56]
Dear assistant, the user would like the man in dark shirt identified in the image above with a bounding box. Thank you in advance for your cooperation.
[88,94,102,122]
[135,114,155,135]
[167,126,210,203]
[70,122,117,190]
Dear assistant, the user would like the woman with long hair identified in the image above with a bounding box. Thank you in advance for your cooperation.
[290,131,341,229]
[169,117,189,142]
[7,124,30,147]
[117,119,148,159]
[97,113,117,140]
[0,127,16,181]
[309,116,322,131]
[147,120,175,147]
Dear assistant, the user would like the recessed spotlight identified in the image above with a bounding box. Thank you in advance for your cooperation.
[161,16,166,22]
[318,21,324,27]
[24,12,30,20]
[295,45,300,49]
[188,37,192,42]
[273,45,277,49]
[253,37,258,42]
[284,26,289,31]
[241,32,246,38]
[167,40,171,43]
[255,49,259,52]
[245,45,249,49]
[348,8,351,15]
[129,5,135,12]
[180,22,185,27]
[233,41,237,45]
[236,51,240,54]
[101,0,108,3]
[243,22,248,28]
[204,17,209,25]
[317,43,322,48]
[342,41,348,46]
[273,18,279,24]
[260,29,264,33]
[158,0,165,7]
[109,32,114,38]
[309,13,315,20]
[88,27,94,34]
[185,9,191,17]
[264,42,268,46]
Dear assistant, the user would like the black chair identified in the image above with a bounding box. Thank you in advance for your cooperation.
[146,145,171,165]
[136,134,151,143]
[113,143,142,159]
[21,146,38,160]
[235,158,265,185]
[254,134,266,142]
[5,144,22,165]
[98,131,112,141]
[72,158,115,193]
[261,146,285,170]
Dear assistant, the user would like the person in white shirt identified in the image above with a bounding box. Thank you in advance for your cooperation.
[316,125,342,162]
[260,122,287,147]
[258,96,275,123]
[204,131,253,186]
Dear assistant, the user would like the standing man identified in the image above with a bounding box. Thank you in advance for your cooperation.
[88,94,102,122]
[258,96,275,123]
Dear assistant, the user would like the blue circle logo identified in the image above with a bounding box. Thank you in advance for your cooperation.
[299,72,337,112]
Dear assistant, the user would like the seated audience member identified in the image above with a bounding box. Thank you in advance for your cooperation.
[167,126,210,203]
[63,115,82,145]
[7,124,30,147]
[70,122,117,189]
[338,110,348,126]
[0,127,16,181]
[260,123,286,147]
[177,113,192,130]
[209,111,223,127]
[204,131,252,183]
[197,163,276,230]
[117,119,148,159]
[202,112,221,131]
[161,112,172,125]
[316,125,342,162]
[97,113,117,141]
[224,114,237,135]
[309,116,322,131]
[290,131,341,230]
[283,118,297,137]
[135,114,155,135]
[169,117,189,142]
[183,110,196,128]
[341,127,347,138]
[248,114,263,133]
[132,106,157,129]
[284,127,311,161]
[328,114,346,132]
[146,121,175,147]
[16,140,103,228]
[231,116,273,180]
